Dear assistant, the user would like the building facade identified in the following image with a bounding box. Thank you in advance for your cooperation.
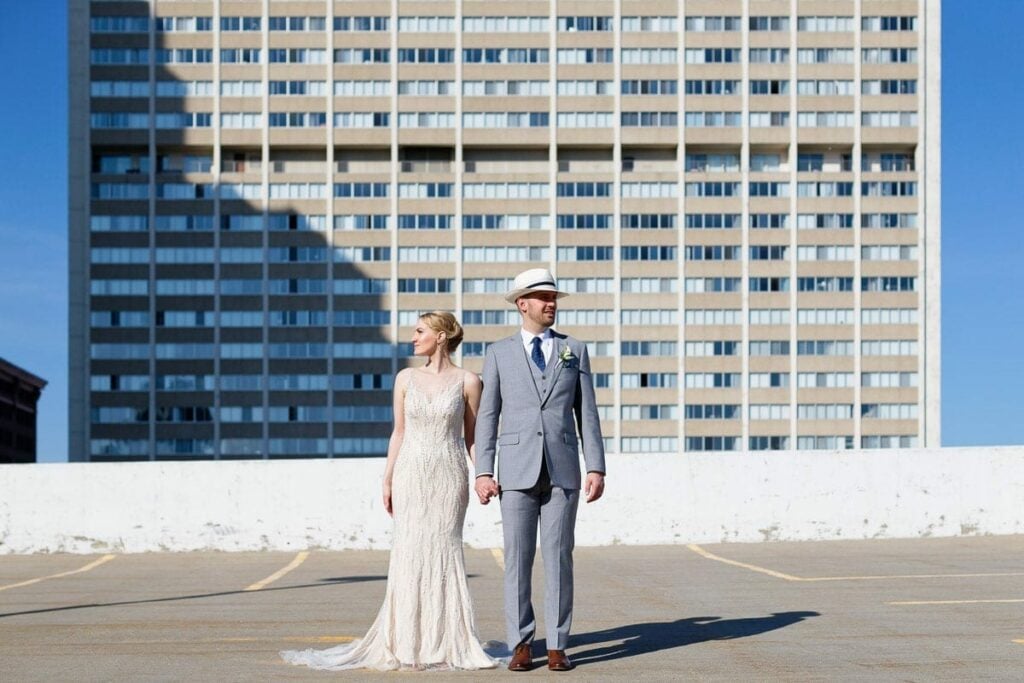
[70,0,940,461]
[0,359,47,464]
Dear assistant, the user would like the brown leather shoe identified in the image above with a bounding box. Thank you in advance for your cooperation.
[508,643,534,672]
[547,649,573,671]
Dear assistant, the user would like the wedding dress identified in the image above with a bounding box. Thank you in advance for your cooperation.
[281,373,499,671]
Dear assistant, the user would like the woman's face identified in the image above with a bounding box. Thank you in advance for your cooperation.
[411,320,442,357]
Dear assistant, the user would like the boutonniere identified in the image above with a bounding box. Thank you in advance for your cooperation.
[557,345,576,367]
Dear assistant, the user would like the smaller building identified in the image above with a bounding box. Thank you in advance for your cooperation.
[0,359,47,464]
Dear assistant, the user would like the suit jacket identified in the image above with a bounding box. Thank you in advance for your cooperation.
[474,330,606,491]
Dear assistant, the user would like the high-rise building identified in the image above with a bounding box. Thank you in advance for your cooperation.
[0,359,47,464]
[69,0,939,461]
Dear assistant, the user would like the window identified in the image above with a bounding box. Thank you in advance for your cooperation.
[685,79,741,95]
[463,80,547,96]
[622,16,677,32]
[750,277,790,293]
[750,80,789,95]
[557,246,615,262]
[862,16,918,32]
[684,48,740,64]
[685,154,740,172]
[555,48,614,65]
[556,80,614,96]
[398,112,456,128]
[797,111,854,127]
[797,17,854,32]
[621,48,678,64]
[684,112,740,127]
[862,48,917,64]
[624,111,679,127]
[621,214,675,229]
[686,214,741,230]
[334,48,388,64]
[557,16,613,31]
[685,437,739,452]
[335,16,390,31]
[748,16,789,31]
[749,309,789,325]
[621,80,678,95]
[797,309,854,325]
[684,372,741,388]
[797,277,854,292]
[862,111,919,127]
[797,80,855,96]
[685,16,742,32]
[557,214,612,230]
[464,214,547,230]
[465,48,549,64]
[749,48,789,64]
[749,112,791,127]
[462,16,548,32]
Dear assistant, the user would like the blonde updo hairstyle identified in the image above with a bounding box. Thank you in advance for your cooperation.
[419,311,464,354]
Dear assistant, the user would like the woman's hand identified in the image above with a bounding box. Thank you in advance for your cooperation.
[382,481,393,516]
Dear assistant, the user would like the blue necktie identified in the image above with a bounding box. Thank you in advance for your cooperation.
[531,336,546,372]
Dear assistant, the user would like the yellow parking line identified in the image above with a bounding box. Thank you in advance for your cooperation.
[0,554,116,592]
[686,544,803,581]
[1013,639,1024,644]
[807,571,1024,582]
[687,545,1024,583]
[245,551,310,591]
[888,598,1024,606]
[490,548,504,570]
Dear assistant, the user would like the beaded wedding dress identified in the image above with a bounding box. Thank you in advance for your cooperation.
[281,373,499,671]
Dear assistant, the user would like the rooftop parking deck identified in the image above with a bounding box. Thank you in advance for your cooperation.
[3,536,1023,681]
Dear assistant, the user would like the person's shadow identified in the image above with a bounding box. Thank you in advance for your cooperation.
[546,612,820,665]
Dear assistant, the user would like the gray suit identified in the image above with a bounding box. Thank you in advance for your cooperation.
[475,330,605,650]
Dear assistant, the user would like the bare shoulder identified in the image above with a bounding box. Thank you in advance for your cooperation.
[461,368,483,392]
[394,367,414,389]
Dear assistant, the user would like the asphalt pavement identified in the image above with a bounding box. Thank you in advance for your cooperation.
[1,536,1022,681]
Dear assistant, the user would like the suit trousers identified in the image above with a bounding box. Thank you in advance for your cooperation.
[499,461,580,650]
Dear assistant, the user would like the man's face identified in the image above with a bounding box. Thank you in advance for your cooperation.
[518,291,558,328]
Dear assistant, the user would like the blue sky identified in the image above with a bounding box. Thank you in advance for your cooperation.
[1,2,1020,462]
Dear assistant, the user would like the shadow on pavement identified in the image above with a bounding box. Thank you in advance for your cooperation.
[0,574,388,619]
[561,611,821,665]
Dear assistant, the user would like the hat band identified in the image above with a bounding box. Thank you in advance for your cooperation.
[525,280,556,289]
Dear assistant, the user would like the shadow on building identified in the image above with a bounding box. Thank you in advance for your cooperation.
[75,5,414,462]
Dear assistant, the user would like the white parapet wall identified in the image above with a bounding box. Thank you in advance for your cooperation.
[1,446,1022,554]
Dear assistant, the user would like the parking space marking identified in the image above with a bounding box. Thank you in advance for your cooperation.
[0,554,116,593]
[687,545,1024,583]
[1013,639,1024,644]
[888,598,1024,606]
[490,548,504,570]
[244,551,310,591]
[686,544,803,581]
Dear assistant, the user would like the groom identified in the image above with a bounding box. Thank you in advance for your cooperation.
[474,267,606,672]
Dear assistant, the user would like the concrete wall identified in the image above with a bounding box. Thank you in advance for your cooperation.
[1,446,1021,554]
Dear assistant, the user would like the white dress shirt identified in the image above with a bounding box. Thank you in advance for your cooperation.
[520,327,554,369]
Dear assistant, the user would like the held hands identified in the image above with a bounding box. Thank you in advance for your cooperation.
[584,471,605,503]
[474,475,500,505]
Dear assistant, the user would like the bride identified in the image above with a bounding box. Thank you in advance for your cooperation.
[281,311,499,671]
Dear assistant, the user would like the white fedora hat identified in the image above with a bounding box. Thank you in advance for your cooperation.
[504,267,569,304]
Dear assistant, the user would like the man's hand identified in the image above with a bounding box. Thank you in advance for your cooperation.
[475,475,500,505]
[584,472,605,503]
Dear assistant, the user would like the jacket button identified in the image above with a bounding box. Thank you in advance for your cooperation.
[537,431,543,436]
